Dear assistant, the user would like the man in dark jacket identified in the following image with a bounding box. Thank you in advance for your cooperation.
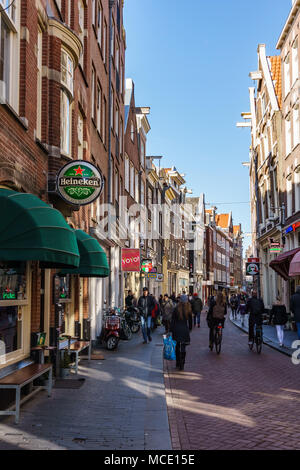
[138,287,155,343]
[125,290,134,308]
[191,293,203,328]
[290,286,300,339]
[245,291,265,345]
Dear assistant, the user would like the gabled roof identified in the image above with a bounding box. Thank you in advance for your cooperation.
[216,213,230,229]
[268,56,282,108]
[233,224,242,236]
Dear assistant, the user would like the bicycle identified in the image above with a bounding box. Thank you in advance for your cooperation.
[209,321,223,354]
[248,323,263,354]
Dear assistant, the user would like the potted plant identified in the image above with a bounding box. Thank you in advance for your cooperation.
[60,351,71,378]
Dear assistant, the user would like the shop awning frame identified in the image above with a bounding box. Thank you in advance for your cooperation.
[269,248,300,280]
[59,229,110,278]
[0,189,80,268]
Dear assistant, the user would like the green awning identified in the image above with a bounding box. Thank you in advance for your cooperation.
[0,189,80,268]
[59,229,109,277]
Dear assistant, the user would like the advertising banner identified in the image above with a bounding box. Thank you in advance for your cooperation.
[121,249,141,272]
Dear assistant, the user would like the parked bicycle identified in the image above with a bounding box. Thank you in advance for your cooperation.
[209,321,223,354]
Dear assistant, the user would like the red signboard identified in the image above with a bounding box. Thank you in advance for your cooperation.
[248,258,259,263]
[121,249,141,272]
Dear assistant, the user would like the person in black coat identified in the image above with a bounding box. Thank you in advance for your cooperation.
[138,287,155,343]
[290,286,300,339]
[270,297,288,347]
[170,296,192,370]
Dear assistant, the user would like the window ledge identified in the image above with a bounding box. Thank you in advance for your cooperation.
[35,138,49,155]
[1,103,28,130]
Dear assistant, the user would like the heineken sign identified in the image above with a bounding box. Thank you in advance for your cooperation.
[57,160,104,206]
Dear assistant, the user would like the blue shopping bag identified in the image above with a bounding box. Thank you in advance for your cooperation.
[163,335,177,361]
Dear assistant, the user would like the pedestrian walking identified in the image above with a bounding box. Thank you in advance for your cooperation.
[191,293,203,328]
[170,292,176,303]
[162,294,175,333]
[270,297,288,347]
[125,290,134,308]
[207,292,227,349]
[138,287,155,344]
[290,285,300,339]
[170,294,192,370]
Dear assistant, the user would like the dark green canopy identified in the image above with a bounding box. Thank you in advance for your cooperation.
[59,229,109,277]
[0,189,80,268]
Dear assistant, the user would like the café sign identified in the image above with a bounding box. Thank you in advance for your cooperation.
[57,160,104,205]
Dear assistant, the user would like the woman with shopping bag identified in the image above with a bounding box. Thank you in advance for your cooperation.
[169,295,192,370]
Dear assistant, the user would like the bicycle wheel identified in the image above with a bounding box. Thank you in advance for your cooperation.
[215,330,222,355]
[256,334,262,354]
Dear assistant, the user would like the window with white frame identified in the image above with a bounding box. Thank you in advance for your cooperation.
[120,117,123,156]
[261,94,266,116]
[295,167,300,213]
[102,96,106,144]
[135,171,139,202]
[111,21,114,59]
[124,155,129,192]
[140,139,145,166]
[130,120,134,142]
[78,0,84,68]
[92,0,95,26]
[97,1,102,48]
[61,90,71,156]
[77,111,84,159]
[103,20,107,64]
[60,49,74,157]
[110,86,114,130]
[36,26,43,140]
[292,38,299,85]
[285,115,292,156]
[91,66,95,120]
[115,106,119,137]
[115,169,118,202]
[141,180,145,205]
[293,106,300,148]
[287,175,293,218]
[130,163,134,197]
[0,1,19,110]
[97,82,101,134]
[68,0,72,27]
[284,54,291,97]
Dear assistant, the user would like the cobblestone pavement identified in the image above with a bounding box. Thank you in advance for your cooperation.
[164,314,300,450]
[0,327,171,450]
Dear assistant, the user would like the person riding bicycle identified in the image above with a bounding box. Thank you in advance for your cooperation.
[245,290,265,346]
[207,292,227,349]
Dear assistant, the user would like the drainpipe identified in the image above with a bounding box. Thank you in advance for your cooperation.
[108,0,115,304]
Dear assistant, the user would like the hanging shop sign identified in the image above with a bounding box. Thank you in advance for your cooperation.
[146,273,164,281]
[246,262,260,276]
[269,242,282,253]
[56,160,104,206]
[247,258,260,263]
[141,259,153,273]
[121,249,141,272]
[285,221,300,235]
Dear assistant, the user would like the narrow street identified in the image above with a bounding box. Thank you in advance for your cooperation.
[1,316,300,450]
[165,314,300,451]
[0,328,171,450]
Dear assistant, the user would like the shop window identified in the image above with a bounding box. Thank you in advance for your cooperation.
[0,306,21,355]
[0,263,27,301]
[53,275,71,302]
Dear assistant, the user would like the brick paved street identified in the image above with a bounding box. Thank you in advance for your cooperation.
[0,328,171,450]
[165,313,300,450]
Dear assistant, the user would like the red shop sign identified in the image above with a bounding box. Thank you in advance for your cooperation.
[121,249,141,272]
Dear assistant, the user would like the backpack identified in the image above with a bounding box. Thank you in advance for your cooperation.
[212,303,225,319]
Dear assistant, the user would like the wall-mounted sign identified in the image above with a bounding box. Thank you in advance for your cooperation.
[121,249,141,272]
[57,160,104,206]
[141,259,153,273]
[247,258,259,263]
[286,221,300,235]
[269,242,282,253]
[246,263,260,275]
[146,273,164,282]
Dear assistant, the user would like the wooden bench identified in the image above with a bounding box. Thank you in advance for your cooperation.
[0,363,53,424]
[69,341,91,374]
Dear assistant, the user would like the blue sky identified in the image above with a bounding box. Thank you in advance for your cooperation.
[123,0,291,249]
